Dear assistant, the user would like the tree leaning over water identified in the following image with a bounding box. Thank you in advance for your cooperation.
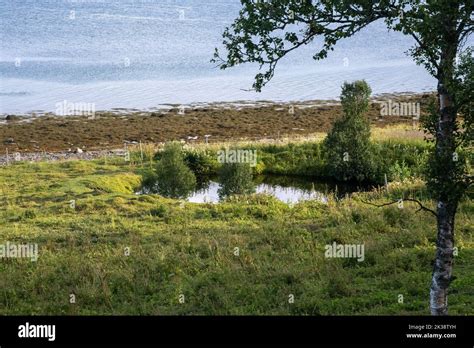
[213,0,473,315]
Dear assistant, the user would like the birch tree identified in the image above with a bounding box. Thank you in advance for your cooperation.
[213,0,473,315]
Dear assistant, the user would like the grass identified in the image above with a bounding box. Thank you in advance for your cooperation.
[181,137,432,183]
[0,139,472,315]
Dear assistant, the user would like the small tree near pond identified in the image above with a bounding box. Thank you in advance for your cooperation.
[143,142,196,199]
[218,162,256,199]
[323,80,380,183]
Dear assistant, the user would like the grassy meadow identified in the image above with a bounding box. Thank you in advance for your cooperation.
[0,129,473,315]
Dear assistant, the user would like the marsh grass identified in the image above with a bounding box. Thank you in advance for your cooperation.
[128,136,431,183]
[0,146,472,315]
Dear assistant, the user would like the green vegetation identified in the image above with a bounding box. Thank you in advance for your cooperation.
[0,139,472,315]
[155,139,432,184]
[143,142,196,199]
[323,80,380,183]
[213,0,473,315]
[218,162,255,199]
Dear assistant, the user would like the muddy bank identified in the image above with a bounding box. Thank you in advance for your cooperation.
[0,93,433,153]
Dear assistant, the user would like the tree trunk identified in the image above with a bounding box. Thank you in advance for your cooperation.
[427,3,463,313]
[430,200,456,315]
[429,79,458,315]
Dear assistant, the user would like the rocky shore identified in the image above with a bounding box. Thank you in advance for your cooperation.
[0,148,128,166]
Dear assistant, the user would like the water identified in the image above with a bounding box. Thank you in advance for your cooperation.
[187,175,371,204]
[0,0,442,114]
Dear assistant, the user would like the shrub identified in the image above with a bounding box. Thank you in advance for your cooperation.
[145,142,196,199]
[218,162,255,199]
[184,149,219,176]
[140,169,159,193]
[388,160,412,182]
[323,80,381,183]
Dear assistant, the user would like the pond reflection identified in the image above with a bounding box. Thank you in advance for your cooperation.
[187,175,372,204]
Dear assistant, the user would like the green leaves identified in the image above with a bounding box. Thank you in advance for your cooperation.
[218,162,256,200]
[144,142,197,199]
[323,81,381,183]
[214,1,472,91]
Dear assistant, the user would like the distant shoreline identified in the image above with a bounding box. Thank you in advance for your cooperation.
[0,91,434,120]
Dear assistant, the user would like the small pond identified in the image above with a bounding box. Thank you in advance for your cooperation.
[187,175,373,204]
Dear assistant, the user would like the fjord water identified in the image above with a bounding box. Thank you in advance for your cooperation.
[1,0,438,115]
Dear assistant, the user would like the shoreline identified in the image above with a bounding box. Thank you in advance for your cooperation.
[0,124,426,167]
[0,92,433,155]
[0,91,432,119]
[0,148,127,166]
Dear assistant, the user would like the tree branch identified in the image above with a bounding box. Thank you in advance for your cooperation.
[410,33,440,71]
[360,197,438,218]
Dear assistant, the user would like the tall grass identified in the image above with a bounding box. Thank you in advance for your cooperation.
[140,139,431,183]
[0,159,472,315]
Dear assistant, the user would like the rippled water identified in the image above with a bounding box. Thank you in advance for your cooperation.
[0,0,441,114]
